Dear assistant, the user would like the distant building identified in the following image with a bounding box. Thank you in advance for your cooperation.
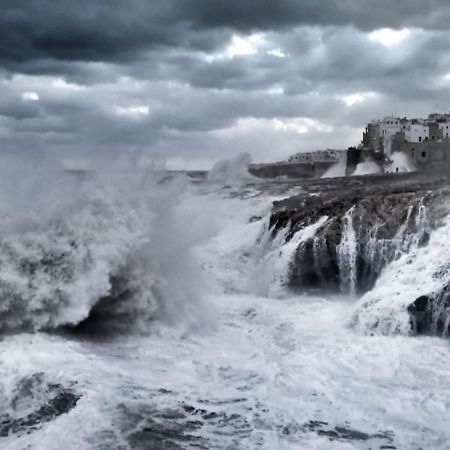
[288,149,347,163]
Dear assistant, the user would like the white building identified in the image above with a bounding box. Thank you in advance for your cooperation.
[363,112,450,167]
[439,122,450,139]
[405,123,429,143]
[288,149,347,163]
[366,114,450,155]
[377,117,402,157]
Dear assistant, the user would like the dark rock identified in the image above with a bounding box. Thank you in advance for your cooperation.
[333,426,370,440]
[117,404,205,450]
[269,172,450,295]
[304,420,395,445]
[408,288,450,336]
[116,400,254,450]
[0,374,80,438]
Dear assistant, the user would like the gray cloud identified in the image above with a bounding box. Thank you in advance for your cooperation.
[2,1,450,167]
[2,1,450,70]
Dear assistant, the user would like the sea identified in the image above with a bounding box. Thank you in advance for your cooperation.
[0,159,449,450]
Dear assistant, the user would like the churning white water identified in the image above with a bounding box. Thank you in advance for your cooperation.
[337,208,358,295]
[351,212,450,336]
[0,160,449,449]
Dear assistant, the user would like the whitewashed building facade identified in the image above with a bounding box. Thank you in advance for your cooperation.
[362,112,450,169]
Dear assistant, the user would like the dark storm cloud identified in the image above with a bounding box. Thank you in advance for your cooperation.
[0,94,41,120]
[0,0,227,70]
[2,1,450,166]
[2,0,450,69]
[181,0,450,33]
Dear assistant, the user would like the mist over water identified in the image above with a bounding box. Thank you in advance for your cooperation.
[0,156,449,449]
[207,152,255,185]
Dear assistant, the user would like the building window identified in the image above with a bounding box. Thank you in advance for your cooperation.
[422,151,427,158]
[419,136,422,142]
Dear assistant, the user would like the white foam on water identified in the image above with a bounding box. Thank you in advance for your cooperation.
[0,164,450,449]
[1,294,450,449]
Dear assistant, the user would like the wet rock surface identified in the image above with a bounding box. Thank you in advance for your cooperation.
[270,173,450,294]
[116,400,253,449]
[269,171,450,335]
[271,171,450,235]
[0,372,80,437]
[121,406,205,450]
[115,396,401,450]
[302,420,396,448]
[409,286,450,336]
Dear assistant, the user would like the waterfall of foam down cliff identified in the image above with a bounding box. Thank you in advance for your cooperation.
[337,207,358,295]
[251,216,329,296]
[351,213,450,336]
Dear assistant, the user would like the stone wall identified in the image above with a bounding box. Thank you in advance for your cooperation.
[249,161,336,179]
[396,140,450,168]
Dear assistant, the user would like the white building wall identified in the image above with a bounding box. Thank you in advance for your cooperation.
[366,114,450,162]
[379,117,402,157]
[439,122,450,139]
[405,124,429,143]
[379,117,402,138]
[288,149,346,163]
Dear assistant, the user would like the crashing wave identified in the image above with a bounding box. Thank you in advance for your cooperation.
[207,153,254,185]
[0,163,207,334]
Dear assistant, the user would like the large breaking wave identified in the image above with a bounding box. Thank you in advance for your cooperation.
[0,156,209,333]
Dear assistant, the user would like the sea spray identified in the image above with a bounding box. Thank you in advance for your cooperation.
[207,153,254,185]
[0,158,213,334]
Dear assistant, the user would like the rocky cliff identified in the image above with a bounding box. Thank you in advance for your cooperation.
[268,171,450,336]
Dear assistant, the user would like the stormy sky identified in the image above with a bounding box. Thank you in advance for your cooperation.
[2,1,450,169]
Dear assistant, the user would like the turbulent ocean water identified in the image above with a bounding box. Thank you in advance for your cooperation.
[0,160,449,450]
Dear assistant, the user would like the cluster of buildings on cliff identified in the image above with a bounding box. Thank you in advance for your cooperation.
[284,112,450,177]
[361,112,450,169]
